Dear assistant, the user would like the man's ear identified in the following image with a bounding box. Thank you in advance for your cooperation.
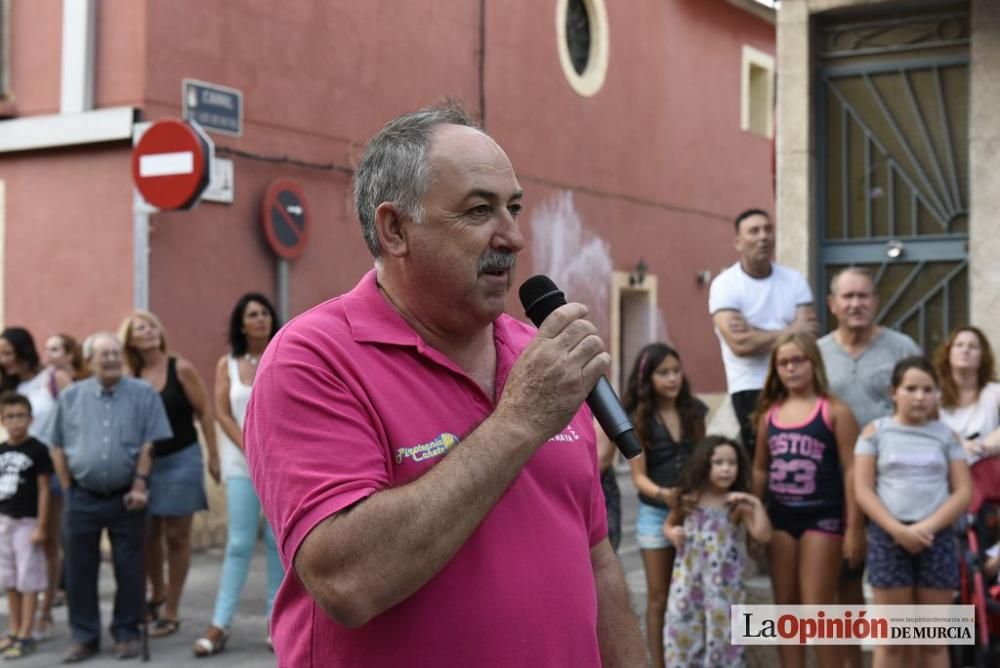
[373,202,409,258]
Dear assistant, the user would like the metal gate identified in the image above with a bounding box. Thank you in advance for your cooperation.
[816,8,970,353]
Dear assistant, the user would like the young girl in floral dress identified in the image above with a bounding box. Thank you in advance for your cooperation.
[663,435,771,667]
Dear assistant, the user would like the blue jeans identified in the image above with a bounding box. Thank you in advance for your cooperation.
[211,477,284,629]
[63,486,146,646]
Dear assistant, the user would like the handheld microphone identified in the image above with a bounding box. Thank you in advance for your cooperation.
[518,275,642,460]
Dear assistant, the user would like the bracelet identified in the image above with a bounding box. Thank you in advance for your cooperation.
[134,473,149,484]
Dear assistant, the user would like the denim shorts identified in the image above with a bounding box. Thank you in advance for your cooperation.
[636,501,671,550]
[866,521,959,590]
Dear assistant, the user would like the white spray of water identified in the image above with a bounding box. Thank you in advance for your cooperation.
[529,191,612,337]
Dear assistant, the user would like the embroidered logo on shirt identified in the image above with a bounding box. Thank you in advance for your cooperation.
[395,433,460,464]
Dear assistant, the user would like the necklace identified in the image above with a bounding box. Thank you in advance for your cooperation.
[244,353,260,366]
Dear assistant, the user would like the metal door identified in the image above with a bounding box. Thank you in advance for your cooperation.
[816,8,970,353]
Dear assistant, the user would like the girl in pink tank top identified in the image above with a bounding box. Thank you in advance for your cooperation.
[751,333,862,668]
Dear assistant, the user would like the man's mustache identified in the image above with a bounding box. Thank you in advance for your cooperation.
[478,252,516,274]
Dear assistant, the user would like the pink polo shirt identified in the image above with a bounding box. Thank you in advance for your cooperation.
[244,270,607,668]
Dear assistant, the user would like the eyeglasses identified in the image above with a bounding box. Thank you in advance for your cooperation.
[1,412,30,421]
[776,355,810,369]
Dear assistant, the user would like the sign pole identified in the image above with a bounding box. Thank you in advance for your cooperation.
[132,192,149,310]
[261,179,309,324]
[276,258,290,324]
[131,121,153,310]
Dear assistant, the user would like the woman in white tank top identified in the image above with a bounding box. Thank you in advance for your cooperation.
[193,293,285,657]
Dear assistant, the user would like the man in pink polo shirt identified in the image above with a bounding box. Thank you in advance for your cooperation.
[243,102,646,667]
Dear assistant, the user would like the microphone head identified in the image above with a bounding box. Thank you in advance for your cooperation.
[519,275,567,326]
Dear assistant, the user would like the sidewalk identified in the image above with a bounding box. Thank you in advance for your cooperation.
[0,545,276,667]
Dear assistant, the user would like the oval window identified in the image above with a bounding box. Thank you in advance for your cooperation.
[556,0,609,97]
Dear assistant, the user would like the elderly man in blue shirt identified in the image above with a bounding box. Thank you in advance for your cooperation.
[50,331,172,664]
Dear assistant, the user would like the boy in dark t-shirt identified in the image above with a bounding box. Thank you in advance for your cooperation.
[0,392,53,659]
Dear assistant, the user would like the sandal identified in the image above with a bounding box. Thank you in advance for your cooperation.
[3,637,35,659]
[150,618,181,638]
[146,598,165,622]
[192,626,229,658]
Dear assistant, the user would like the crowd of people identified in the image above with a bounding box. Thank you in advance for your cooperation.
[616,207,995,667]
[0,292,284,663]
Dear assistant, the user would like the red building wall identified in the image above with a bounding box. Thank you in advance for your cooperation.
[1,0,774,392]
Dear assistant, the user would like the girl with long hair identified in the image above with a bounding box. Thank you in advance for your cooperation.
[751,332,862,668]
[618,343,706,668]
[663,435,771,667]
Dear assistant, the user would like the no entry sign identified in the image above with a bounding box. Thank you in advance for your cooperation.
[131,119,212,210]
[261,180,310,260]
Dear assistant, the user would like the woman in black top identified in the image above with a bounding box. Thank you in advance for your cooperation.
[621,343,706,668]
[120,310,220,638]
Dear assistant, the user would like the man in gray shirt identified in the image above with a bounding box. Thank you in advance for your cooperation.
[818,267,921,429]
[51,332,172,663]
[817,266,920,668]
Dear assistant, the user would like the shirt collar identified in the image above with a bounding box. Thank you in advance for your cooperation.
[343,269,423,346]
[342,268,518,366]
[93,378,122,397]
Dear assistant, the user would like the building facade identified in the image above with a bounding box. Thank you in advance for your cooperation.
[0,0,776,410]
[776,0,996,355]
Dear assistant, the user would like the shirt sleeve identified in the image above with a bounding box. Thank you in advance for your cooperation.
[34,442,54,475]
[708,271,739,315]
[946,431,969,461]
[855,433,877,456]
[49,397,64,449]
[793,270,814,306]
[244,334,391,567]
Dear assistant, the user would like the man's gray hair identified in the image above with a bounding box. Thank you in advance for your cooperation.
[81,331,121,360]
[353,100,480,257]
[829,266,876,295]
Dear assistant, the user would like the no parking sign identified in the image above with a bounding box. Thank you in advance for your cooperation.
[261,180,309,260]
